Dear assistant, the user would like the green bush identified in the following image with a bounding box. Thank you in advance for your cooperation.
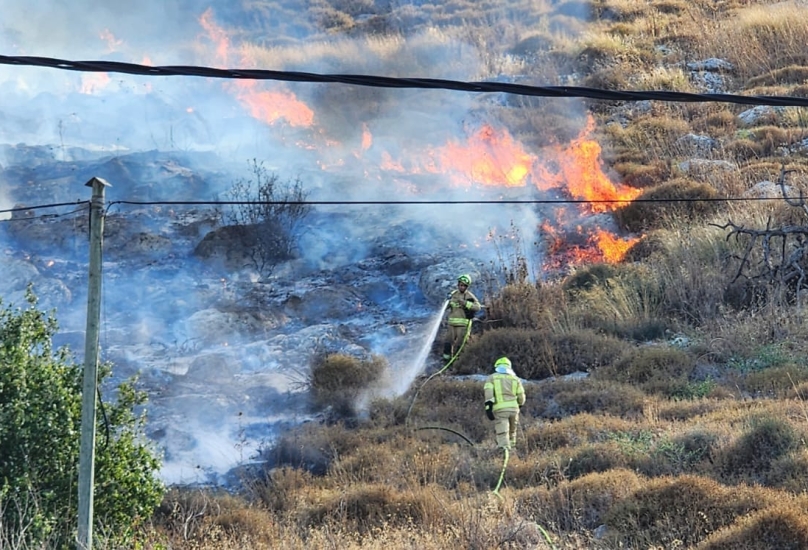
[0,290,163,548]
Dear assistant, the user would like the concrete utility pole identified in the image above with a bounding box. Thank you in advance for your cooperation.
[77,177,111,550]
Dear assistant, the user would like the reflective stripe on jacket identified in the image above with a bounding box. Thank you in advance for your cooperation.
[484,372,526,412]
[447,289,481,326]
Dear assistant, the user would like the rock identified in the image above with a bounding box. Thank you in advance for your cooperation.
[686,58,734,72]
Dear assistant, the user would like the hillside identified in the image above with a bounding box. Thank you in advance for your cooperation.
[3,0,808,548]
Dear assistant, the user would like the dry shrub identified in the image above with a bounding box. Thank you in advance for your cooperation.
[741,365,808,397]
[156,490,286,547]
[644,429,721,477]
[309,353,388,416]
[483,281,563,330]
[408,378,488,443]
[717,415,800,485]
[614,178,721,233]
[516,468,644,532]
[695,1,808,81]
[595,346,695,397]
[611,159,671,188]
[764,449,808,494]
[654,398,725,421]
[522,413,637,452]
[455,328,556,379]
[725,138,765,162]
[528,378,647,420]
[254,467,313,513]
[638,226,735,325]
[695,501,808,550]
[550,329,630,374]
[691,107,738,136]
[302,484,443,534]
[563,263,669,341]
[604,475,781,548]
[564,441,638,479]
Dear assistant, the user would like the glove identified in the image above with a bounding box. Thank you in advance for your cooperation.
[485,401,495,421]
[465,300,475,310]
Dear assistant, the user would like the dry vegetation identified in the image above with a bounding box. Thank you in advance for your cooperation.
[78,0,808,548]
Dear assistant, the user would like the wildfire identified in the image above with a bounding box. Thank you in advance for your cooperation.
[432,125,535,187]
[536,116,642,213]
[234,81,315,128]
[196,10,642,266]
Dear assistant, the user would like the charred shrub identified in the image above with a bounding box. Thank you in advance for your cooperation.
[219,159,311,278]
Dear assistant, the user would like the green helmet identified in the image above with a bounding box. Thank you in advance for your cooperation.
[494,357,512,371]
[457,274,472,286]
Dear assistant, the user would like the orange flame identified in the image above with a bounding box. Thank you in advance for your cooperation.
[537,116,642,212]
[432,125,534,187]
[199,8,231,66]
[234,81,315,127]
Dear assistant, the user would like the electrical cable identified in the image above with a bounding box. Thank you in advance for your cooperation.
[3,54,808,107]
[0,201,90,217]
[0,194,803,225]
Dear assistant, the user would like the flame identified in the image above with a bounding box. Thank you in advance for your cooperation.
[430,125,534,187]
[79,72,111,94]
[537,116,642,212]
[595,229,640,263]
[193,11,641,268]
[199,8,231,66]
[99,29,123,52]
[234,81,315,127]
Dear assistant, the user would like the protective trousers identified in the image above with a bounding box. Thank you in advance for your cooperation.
[493,408,519,450]
[448,324,467,355]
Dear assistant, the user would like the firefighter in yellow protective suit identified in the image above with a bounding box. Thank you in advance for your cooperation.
[442,274,482,361]
[484,357,526,450]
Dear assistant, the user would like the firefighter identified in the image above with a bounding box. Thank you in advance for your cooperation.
[484,357,526,450]
[442,274,481,361]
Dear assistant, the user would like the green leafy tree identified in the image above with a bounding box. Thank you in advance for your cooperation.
[0,288,164,548]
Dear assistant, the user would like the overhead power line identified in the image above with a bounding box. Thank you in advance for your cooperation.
[3,55,808,107]
[0,195,802,222]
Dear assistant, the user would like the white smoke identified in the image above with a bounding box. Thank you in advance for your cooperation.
[0,0,590,483]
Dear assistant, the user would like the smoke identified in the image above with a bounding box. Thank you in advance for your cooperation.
[0,1,601,483]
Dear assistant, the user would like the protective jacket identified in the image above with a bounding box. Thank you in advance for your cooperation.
[484,371,526,412]
[447,289,481,327]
